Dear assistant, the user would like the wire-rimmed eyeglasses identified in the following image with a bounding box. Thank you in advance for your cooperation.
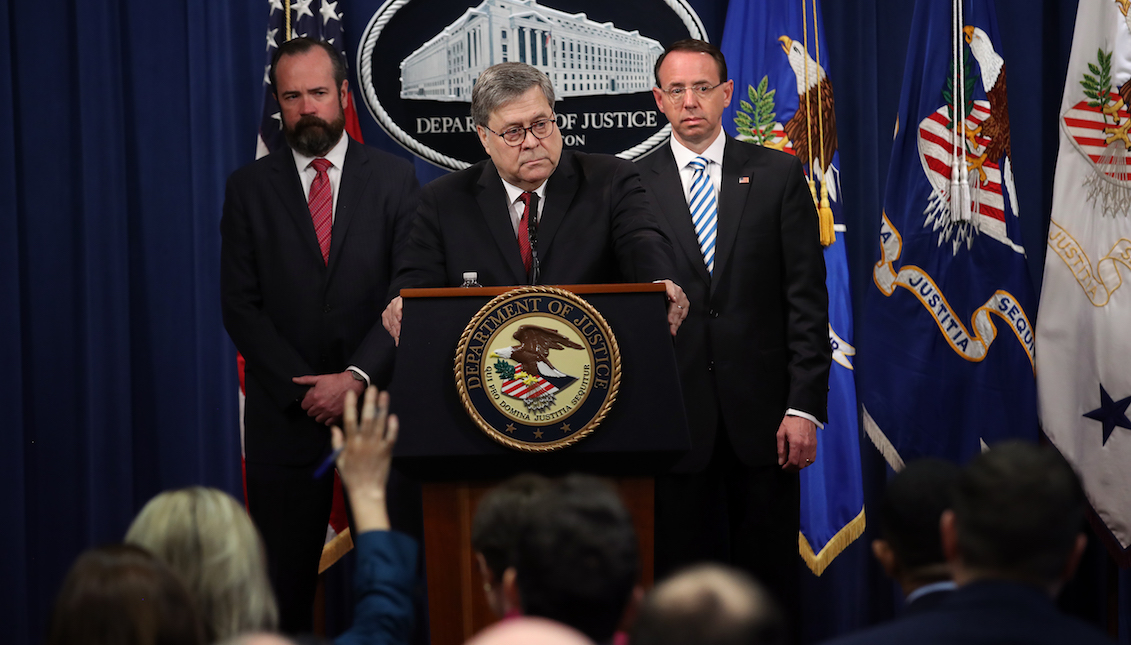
[657,82,725,101]
[483,117,557,146]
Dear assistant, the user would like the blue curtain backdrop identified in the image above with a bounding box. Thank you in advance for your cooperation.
[3,1,1125,644]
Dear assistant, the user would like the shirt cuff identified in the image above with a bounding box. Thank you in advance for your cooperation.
[347,366,371,388]
[786,409,823,429]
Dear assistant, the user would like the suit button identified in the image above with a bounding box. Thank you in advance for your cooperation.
[323,304,332,313]
[707,361,714,371]
[709,309,719,318]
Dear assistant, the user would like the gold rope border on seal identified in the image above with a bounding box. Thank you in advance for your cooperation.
[453,285,622,453]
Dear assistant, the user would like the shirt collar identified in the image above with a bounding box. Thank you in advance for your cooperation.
[291,131,349,173]
[669,128,726,170]
[905,580,957,606]
[500,176,548,206]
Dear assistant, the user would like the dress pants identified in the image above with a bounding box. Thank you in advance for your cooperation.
[246,460,336,635]
[655,423,801,640]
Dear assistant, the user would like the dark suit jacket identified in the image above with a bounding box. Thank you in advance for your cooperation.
[221,138,419,465]
[902,586,955,616]
[390,150,676,291]
[820,581,1113,645]
[637,137,830,471]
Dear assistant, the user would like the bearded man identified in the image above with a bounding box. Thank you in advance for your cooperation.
[220,37,419,634]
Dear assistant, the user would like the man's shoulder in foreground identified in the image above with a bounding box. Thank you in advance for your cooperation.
[820,581,1113,645]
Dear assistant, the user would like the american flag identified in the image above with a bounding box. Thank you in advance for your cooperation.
[239,0,365,551]
[256,0,365,159]
[501,368,559,400]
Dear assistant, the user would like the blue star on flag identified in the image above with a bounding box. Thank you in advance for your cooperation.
[1083,385,1131,445]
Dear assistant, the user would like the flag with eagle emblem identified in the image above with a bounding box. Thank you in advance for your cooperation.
[858,0,1038,472]
[720,0,864,576]
[1038,0,1131,565]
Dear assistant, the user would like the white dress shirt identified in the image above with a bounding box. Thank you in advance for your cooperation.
[500,178,548,235]
[291,132,349,222]
[290,133,370,386]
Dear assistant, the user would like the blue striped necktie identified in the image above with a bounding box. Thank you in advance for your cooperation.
[688,156,718,274]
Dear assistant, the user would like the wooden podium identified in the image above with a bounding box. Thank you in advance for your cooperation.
[388,284,690,645]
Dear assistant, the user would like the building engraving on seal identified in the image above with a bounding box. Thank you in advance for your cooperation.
[400,0,663,102]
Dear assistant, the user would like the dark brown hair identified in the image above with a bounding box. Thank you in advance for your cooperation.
[269,37,347,93]
[46,544,205,645]
[654,39,728,88]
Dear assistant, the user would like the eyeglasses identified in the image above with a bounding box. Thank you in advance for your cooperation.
[658,83,724,100]
[483,117,557,146]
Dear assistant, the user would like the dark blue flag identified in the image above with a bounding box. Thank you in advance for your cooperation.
[720,0,864,575]
[859,0,1037,469]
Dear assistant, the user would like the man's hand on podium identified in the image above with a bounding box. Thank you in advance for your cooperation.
[662,279,689,336]
[382,296,403,346]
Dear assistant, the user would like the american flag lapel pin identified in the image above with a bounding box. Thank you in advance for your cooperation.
[739,176,750,184]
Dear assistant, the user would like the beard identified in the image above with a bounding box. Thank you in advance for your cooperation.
[284,110,346,157]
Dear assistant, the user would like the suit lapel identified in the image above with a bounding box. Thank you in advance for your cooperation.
[713,137,751,295]
[647,146,711,286]
[538,150,578,267]
[327,138,366,278]
[475,161,528,284]
[269,149,325,266]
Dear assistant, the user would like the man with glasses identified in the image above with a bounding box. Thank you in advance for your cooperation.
[382,62,688,342]
[637,39,830,638]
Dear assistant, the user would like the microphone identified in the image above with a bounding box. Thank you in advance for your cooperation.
[527,192,540,285]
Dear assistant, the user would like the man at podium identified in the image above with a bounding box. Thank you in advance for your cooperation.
[381,62,689,342]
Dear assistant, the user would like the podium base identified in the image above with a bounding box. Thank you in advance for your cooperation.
[421,476,655,645]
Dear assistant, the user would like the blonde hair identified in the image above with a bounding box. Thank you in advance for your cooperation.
[125,487,278,641]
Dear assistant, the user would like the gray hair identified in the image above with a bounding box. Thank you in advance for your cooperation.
[125,487,278,642]
[471,62,556,127]
[632,564,785,645]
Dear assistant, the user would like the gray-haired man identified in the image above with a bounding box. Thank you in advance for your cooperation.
[382,62,687,340]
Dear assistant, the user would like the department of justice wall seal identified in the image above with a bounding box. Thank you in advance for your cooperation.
[455,286,620,451]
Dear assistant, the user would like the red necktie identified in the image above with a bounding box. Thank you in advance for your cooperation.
[309,158,333,264]
[517,191,534,273]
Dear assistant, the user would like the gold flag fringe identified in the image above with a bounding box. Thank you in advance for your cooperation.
[799,506,866,576]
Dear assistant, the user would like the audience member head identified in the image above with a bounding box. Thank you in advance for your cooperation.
[510,474,639,642]
[941,441,1087,594]
[464,616,591,645]
[873,458,961,595]
[631,564,785,645]
[472,62,562,191]
[125,486,278,641]
[214,634,296,645]
[471,473,552,616]
[46,543,205,645]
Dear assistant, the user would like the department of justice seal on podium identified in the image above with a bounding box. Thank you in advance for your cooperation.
[455,286,621,451]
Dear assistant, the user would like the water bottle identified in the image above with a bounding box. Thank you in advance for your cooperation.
[460,271,482,288]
